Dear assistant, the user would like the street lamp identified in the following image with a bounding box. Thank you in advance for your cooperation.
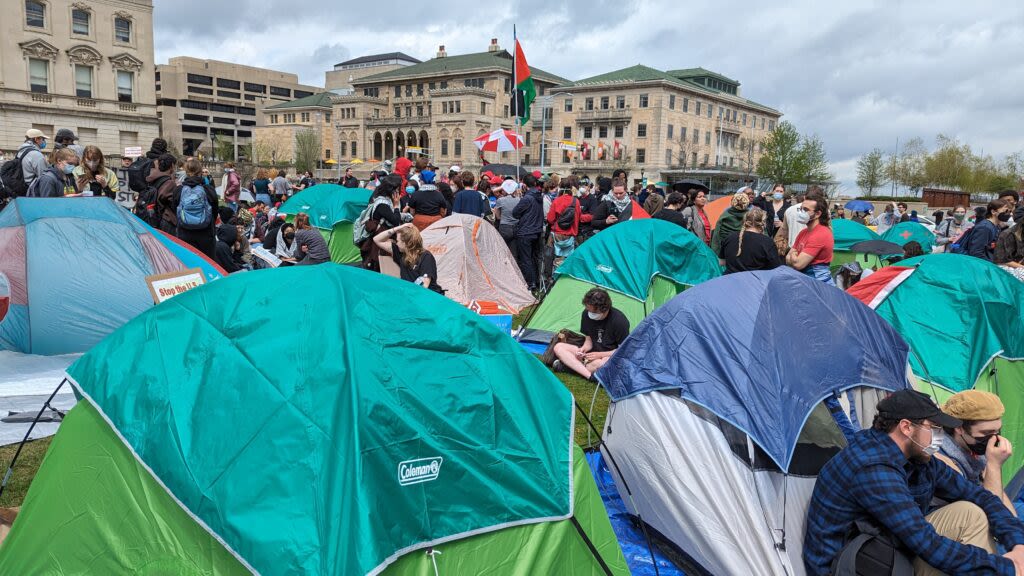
[535,92,573,170]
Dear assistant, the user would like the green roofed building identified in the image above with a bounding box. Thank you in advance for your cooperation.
[0,265,628,575]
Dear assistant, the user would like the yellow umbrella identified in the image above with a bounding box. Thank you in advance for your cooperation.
[324,159,338,165]
[350,158,364,164]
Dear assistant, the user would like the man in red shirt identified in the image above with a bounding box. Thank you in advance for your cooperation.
[786,189,835,285]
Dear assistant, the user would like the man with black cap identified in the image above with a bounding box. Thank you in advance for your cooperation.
[804,389,1024,576]
[53,128,85,158]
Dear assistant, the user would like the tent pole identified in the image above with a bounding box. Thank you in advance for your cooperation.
[0,378,67,500]
[569,515,614,576]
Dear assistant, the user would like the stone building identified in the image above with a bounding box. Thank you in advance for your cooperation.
[0,0,158,157]
[156,57,321,159]
[254,92,335,166]
[548,66,782,185]
[325,52,420,93]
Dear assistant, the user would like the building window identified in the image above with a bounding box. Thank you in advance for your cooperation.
[217,90,240,99]
[639,94,648,108]
[440,81,448,89]
[637,124,647,138]
[74,64,92,98]
[188,73,213,86]
[503,105,509,117]
[599,126,608,138]
[707,105,712,118]
[585,98,594,111]
[188,86,213,95]
[563,126,571,139]
[616,95,625,109]
[667,124,673,139]
[300,112,310,122]
[768,120,776,131]
[245,82,266,93]
[72,8,90,35]
[683,97,689,113]
[217,78,241,89]
[114,17,132,43]
[270,115,277,124]
[454,139,462,156]
[269,86,290,97]
[680,127,687,141]
[26,0,45,27]
[405,85,412,97]
[666,149,673,165]
[479,102,486,115]
[405,105,412,117]
[116,70,133,102]
[417,83,424,96]
[416,105,423,116]
[693,129,699,144]
[212,103,237,113]
[525,132,531,146]
[614,125,623,138]
[636,149,646,163]
[351,141,357,157]
[703,153,709,165]
[718,106,723,119]
[324,112,331,122]
[705,131,711,145]
[28,58,48,93]
[564,99,573,112]
[583,127,592,138]
[392,85,400,98]
[600,96,609,110]
[669,95,676,109]
[743,112,747,126]
[692,152,698,167]
[394,106,401,117]
[429,82,436,90]
[441,139,449,156]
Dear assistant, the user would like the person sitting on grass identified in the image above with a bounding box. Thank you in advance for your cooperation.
[552,288,630,382]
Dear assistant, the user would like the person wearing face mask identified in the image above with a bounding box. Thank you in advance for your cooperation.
[13,129,51,193]
[275,222,298,264]
[936,205,972,252]
[935,391,1016,514]
[357,175,408,272]
[766,184,790,238]
[804,389,1024,576]
[73,146,119,199]
[960,199,1012,262]
[551,288,630,382]
[786,189,835,284]
[591,178,649,231]
[27,148,79,198]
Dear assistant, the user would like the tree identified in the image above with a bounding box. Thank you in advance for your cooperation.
[213,137,236,162]
[797,135,832,184]
[294,128,322,174]
[856,148,888,195]
[756,121,802,184]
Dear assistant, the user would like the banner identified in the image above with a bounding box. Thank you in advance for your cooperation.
[123,146,143,158]
[145,268,206,304]
[556,140,578,151]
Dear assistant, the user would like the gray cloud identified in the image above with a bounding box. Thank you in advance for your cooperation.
[154,1,1024,191]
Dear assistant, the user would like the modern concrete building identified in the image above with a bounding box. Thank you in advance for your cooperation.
[155,57,321,160]
[325,52,419,93]
[547,66,783,184]
[0,0,158,157]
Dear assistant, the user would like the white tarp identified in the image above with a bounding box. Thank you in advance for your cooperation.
[0,351,78,446]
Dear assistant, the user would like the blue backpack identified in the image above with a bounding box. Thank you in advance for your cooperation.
[176,183,212,230]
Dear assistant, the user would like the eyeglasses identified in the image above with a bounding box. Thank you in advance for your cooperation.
[911,422,942,432]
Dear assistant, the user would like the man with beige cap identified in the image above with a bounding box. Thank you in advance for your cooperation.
[16,129,51,190]
[936,390,1016,514]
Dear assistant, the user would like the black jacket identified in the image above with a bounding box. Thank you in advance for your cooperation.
[214,225,241,273]
[340,175,360,188]
[652,207,689,230]
[512,188,544,237]
[592,198,635,230]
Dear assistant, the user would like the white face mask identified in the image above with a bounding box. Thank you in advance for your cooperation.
[86,160,98,170]
[908,424,941,456]
[587,311,606,321]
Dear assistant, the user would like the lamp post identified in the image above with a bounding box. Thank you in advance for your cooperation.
[536,92,573,170]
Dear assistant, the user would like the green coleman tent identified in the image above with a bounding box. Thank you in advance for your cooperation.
[830,219,887,272]
[880,221,936,254]
[522,219,720,343]
[277,184,371,264]
[0,266,627,575]
[848,254,1024,479]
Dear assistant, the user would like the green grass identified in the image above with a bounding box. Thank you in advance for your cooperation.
[554,370,611,448]
[0,437,52,508]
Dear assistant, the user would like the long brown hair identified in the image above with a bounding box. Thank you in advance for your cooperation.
[80,145,105,176]
[398,226,425,269]
[294,212,311,230]
[737,207,767,257]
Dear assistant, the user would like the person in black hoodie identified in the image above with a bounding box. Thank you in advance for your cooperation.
[512,173,544,291]
[171,158,218,258]
[214,224,241,273]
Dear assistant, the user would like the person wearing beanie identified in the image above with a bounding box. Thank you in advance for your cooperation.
[936,390,1016,513]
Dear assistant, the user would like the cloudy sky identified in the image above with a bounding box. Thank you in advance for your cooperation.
[154,0,1024,191]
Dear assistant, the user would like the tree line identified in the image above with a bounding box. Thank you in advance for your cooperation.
[856,136,1023,197]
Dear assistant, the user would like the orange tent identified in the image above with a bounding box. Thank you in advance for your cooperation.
[705,196,732,228]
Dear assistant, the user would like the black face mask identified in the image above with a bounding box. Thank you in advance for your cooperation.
[284,233,295,240]
[963,431,996,455]
[998,212,1012,222]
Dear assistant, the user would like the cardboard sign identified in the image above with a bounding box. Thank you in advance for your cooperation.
[146,268,206,304]
[123,146,143,158]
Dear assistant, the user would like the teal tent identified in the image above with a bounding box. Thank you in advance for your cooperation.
[277,184,371,263]
[523,219,721,342]
[881,221,936,254]
[830,219,887,272]
[0,266,627,575]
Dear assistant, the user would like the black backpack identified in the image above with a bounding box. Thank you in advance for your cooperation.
[134,175,169,228]
[831,520,913,576]
[0,147,37,200]
[556,198,578,230]
[126,157,153,194]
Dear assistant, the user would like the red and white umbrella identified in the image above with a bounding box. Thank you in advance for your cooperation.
[474,129,525,153]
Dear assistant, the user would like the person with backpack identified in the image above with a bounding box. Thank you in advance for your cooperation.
[958,199,1012,262]
[128,138,168,196]
[1,129,50,200]
[547,184,580,262]
[27,148,80,198]
[804,389,1024,576]
[936,205,972,252]
[355,175,407,272]
[222,162,241,211]
[170,158,218,257]
[147,153,179,234]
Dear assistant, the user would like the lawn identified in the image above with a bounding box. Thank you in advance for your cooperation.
[0,436,52,508]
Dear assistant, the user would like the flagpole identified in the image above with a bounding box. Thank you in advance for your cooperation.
[513,24,520,180]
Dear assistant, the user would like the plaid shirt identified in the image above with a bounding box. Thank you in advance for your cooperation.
[804,428,1024,575]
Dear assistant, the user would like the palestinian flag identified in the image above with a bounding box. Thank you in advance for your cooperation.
[513,38,536,124]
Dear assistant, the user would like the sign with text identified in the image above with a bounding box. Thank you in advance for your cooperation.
[123,146,143,158]
[146,268,206,304]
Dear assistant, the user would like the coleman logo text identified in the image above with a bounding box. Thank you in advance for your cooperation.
[398,457,443,486]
